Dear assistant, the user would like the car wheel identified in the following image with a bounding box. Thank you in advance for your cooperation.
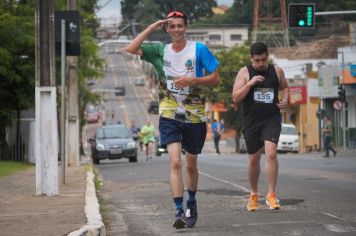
[93,158,100,165]
[156,151,161,157]
[129,155,138,162]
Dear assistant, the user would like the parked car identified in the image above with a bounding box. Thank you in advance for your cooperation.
[277,123,299,153]
[85,104,100,123]
[155,135,168,156]
[148,101,159,114]
[86,79,96,86]
[115,86,126,96]
[89,124,138,164]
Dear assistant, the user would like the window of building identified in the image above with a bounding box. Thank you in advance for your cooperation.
[209,34,221,41]
[230,34,242,41]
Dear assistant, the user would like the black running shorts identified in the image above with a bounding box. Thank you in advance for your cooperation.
[243,114,281,154]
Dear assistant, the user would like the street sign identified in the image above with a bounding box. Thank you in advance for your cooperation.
[55,11,80,56]
[333,100,343,110]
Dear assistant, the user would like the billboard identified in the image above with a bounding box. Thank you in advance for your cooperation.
[289,86,307,105]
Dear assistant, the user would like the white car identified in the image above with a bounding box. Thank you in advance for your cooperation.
[277,123,299,153]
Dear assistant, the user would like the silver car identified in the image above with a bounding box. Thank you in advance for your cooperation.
[89,125,138,164]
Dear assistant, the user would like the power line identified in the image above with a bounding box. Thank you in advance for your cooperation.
[95,0,114,14]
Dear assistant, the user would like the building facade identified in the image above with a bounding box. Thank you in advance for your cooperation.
[186,27,249,48]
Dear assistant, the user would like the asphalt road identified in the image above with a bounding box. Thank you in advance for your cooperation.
[96,152,356,236]
[89,50,356,235]
[98,51,158,127]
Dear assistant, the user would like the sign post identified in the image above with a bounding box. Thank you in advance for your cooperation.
[60,19,66,184]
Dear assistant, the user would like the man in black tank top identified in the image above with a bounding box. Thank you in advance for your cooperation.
[232,42,289,212]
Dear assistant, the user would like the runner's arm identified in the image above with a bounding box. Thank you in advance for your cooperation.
[232,67,251,104]
[276,65,289,107]
[126,19,168,56]
[174,70,220,88]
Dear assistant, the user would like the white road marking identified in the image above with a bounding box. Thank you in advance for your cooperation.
[199,171,249,193]
[324,224,356,233]
[232,220,309,227]
[322,212,346,221]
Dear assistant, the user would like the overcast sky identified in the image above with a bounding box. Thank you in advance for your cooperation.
[96,0,234,18]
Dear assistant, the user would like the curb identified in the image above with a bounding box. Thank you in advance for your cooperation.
[68,170,106,236]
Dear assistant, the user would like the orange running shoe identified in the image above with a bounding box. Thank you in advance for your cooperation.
[265,192,281,210]
[247,194,259,211]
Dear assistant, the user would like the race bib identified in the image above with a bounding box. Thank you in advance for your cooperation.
[254,88,274,103]
[167,79,190,95]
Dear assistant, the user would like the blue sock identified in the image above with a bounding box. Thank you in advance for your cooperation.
[174,197,184,210]
[187,189,196,205]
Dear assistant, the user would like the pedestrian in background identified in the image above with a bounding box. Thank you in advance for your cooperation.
[126,10,219,229]
[232,41,289,212]
[212,119,225,154]
[322,115,337,157]
[141,119,156,162]
[130,120,140,142]
[137,128,144,152]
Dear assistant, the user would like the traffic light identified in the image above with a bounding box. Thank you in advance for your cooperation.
[288,3,315,29]
[338,85,346,102]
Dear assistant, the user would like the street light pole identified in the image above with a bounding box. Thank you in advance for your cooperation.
[340,50,347,151]
[60,19,67,184]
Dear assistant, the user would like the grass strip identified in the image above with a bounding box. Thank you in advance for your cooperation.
[0,160,33,177]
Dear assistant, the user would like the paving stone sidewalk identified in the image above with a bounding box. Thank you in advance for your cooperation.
[0,164,87,236]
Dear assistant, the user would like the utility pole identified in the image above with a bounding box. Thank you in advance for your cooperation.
[339,50,347,151]
[253,0,290,47]
[66,0,80,166]
[35,0,58,195]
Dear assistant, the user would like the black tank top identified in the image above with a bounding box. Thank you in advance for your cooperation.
[243,64,280,127]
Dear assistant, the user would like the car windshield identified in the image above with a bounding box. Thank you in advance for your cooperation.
[281,126,297,135]
[87,105,96,113]
[97,127,131,139]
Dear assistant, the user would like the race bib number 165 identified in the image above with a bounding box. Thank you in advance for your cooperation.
[254,88,274,103]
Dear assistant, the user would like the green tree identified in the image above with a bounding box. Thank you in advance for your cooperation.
[155,0,217,22]
[81,0,100,34]
[121,0,141,24]
[0,0,104,159]
[120,0,217,28]
[194,0,252,26]
[133,0,161,26]
[205,44,251,152]
[0,2,35,160]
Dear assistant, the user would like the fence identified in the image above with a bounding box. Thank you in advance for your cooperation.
[4,111,36,163]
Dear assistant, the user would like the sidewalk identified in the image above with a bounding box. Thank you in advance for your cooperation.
[203,138,237,155]
[0,158,104,236]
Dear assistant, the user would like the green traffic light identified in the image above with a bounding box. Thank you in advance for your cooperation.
[289,3,315,28]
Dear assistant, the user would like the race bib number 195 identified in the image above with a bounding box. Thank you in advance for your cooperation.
[254,88,274,103]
